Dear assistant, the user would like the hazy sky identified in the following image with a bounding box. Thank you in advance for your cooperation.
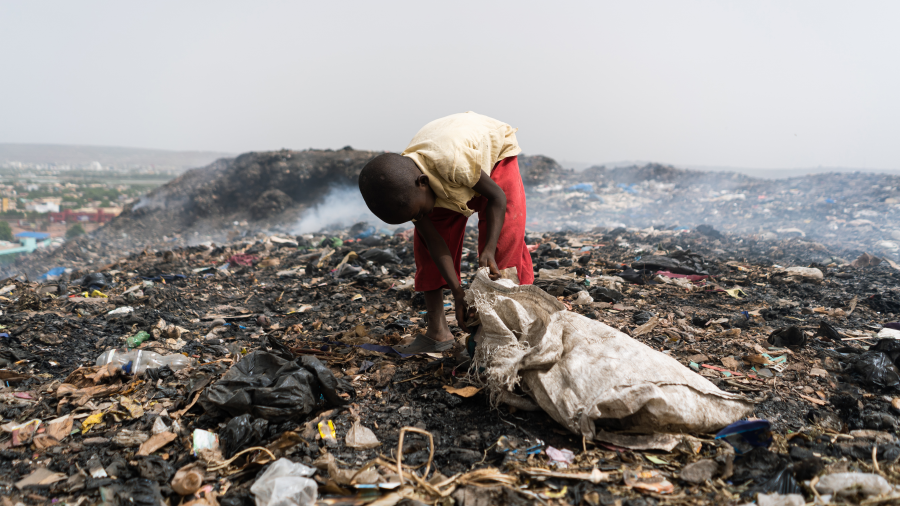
[2,1,899,170]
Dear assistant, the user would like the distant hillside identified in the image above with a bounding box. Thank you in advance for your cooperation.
[0,143,233,171]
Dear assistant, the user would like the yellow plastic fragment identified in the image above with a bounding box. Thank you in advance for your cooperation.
[81,413,104,434]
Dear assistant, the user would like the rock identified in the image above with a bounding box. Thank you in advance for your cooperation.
[679,459,718,483]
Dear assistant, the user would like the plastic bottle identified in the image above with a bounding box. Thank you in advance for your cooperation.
[95,349,192,376]
[126,331,151,349]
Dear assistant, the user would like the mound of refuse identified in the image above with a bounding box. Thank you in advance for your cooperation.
[7,148,900,280]
[2,221,900,505]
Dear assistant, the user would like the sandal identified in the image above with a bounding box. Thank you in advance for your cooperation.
[392,334,455,354]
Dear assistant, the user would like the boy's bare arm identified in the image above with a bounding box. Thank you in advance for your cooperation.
[472,169,507,278]
[413,216,469,329]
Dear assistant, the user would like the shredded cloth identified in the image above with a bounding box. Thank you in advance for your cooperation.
[467,268,754,437]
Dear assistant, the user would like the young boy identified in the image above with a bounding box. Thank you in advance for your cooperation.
[358,112,534,353]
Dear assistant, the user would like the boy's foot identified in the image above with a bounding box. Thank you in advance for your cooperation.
[392,333,454,354]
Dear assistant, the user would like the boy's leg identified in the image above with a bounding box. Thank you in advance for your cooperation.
[407,207,468,349]
[423,289,452,343]
[472,156,534,285]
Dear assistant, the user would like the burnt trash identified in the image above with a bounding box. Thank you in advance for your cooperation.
[221,413,269,458]
[815,321,842,342]
[632,311,656,325]
[849,351,900,390]
[359,248,402,265]
[590,286,623,303]
[199,351,353,422]
[767,326,807,348]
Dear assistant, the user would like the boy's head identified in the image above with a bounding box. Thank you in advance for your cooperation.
[359,153,436,224]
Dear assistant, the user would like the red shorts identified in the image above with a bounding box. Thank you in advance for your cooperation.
[413,156,534,291]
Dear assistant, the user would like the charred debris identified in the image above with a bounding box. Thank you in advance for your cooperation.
[0,150,899,505]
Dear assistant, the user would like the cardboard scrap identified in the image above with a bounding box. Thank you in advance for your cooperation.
[15,467,67,490]
[137,431,177,456]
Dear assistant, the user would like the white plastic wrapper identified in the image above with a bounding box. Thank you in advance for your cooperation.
[251,458,317,506]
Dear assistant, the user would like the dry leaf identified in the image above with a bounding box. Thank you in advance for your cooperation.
[442,385,482,398]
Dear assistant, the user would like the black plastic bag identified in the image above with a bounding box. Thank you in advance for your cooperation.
[632,256,700,275]
[359,248,402,265]
[135,456,175,482]
[116,478,164,506]
[301,355,356,406]
[200,351,352,421]
[870,339,900,368]
[750,465,802,497]
[618,268,659,285]
[815,321,842,342]
[590,286,623,303]
[850,351,900,389]
[79,272,109,291]
[768,326,807,347]
[221,413,269,458]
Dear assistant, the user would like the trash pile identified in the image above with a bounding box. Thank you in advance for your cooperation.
[9,152,900,281]
[525,163,900,263]
[2,217,900,505]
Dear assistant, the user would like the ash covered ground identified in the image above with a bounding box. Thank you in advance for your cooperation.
[1,150,900,505]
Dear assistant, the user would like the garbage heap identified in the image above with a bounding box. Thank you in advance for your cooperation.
[9,152,900,282]
[1,222,899,505]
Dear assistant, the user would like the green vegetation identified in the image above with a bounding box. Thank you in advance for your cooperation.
[66,224,86,239]
[0,221,11,242]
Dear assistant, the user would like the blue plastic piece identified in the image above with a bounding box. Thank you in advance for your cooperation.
[715,420,772,454]
[355,226,376,239]
[566,183,594,193]
[39,267,66,280]
[617,183,640,194]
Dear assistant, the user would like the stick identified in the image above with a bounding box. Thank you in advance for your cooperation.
[207,446,276,471]
[396,427,435,486]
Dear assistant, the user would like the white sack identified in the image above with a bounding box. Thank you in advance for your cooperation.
[467,268,754,438]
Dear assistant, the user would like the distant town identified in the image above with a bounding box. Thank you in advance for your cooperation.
[0,158,183,262]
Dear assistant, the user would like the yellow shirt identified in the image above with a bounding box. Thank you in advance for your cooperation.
[402,112,521,217]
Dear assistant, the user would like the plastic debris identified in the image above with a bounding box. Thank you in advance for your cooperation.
[199,351,352,422]
[345,419,380,449]
[95,349,192,375]
[546,446,575,468]
[250,458,317,506]
[126,330,151,349]
[623,468,674,494]
[715,420,773,455]
[814,472,892,498]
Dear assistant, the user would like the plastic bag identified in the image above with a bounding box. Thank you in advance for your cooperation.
[251,458,317,506]
[359,248,401,265]
[870,338,900,367]
[754,465,801,496]
[767,326,807,347]
[222,413,268,458]
[589,286,623,303]
[715,420,772,455]
[200,351,352,422]
[344,419,380,449]
[467,268,753,437]
[850,351,900,389]
[814,472,892,498]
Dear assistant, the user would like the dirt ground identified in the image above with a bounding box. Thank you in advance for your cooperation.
[0,221,898,505]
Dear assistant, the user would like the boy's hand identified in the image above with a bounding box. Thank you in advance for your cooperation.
[452,290,469,331]
[479,250,501,280]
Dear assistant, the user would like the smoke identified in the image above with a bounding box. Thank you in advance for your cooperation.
[293,185,392,235]
[132,188,169,211]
